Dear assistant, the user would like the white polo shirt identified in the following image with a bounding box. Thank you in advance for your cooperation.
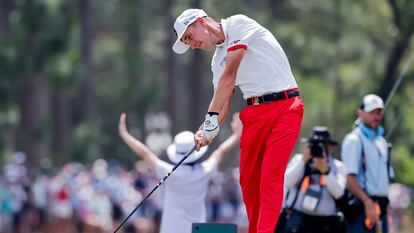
[211,14,297,99]
[341,127,390,197]
[155,159,218,233]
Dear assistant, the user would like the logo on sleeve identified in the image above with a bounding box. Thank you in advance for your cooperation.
[231,40,241,46]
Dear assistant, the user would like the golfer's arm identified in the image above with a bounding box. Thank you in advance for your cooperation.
[219,97,232,125]
[209,134,240,165]
[120,132,158,170]
[324,164,346,199]
[208,49,246,124]
[347,174,372,204]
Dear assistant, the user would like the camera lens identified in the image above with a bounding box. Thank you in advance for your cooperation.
[310,143,324,157]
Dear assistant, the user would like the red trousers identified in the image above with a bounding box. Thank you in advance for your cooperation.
[239,96,304,233]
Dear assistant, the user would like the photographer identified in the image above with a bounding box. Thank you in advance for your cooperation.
[275,126,347,233]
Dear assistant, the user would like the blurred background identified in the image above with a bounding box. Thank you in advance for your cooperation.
[0,0,413,233]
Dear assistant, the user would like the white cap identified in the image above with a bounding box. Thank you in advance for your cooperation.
[167,131,207,164]
[172,9,207,54]
[361,94,384,112]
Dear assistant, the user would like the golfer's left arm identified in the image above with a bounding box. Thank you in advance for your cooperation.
[196,49,246,150]
[209,48,246,124]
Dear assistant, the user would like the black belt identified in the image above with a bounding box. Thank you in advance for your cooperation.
[246,89,300,106]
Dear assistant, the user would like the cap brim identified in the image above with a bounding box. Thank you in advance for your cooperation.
[172,23,190,54]
[172,39,190,54]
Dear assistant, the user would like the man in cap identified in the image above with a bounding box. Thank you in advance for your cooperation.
[275,126,346,233]
[118,112,242,233]
[341,94,394,233]
[172,9,304,233]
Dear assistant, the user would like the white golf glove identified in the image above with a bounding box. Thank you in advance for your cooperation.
[203,112,220,140]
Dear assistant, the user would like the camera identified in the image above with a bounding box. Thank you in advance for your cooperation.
[310,141,326,158]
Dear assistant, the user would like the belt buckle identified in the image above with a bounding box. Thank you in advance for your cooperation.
[253,97,260,106]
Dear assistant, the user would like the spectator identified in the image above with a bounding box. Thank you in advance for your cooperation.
[276,126,346,233]
[341,94,394,233]
[118,112,242,233]
[4,164,28,233]
[30,174,48,232]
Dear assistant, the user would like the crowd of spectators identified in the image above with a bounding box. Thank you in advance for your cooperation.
[0,151,412,233]
[0,152,248,233]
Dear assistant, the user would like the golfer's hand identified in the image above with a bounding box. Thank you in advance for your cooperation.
[119,113,128,137]
[194,130,211,151]
[203,113,220,140]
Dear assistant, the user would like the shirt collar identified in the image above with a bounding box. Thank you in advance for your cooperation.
[358,123,384,140]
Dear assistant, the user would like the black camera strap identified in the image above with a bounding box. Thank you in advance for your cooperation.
[357,134,367,178]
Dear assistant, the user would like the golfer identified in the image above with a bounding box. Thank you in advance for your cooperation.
[172,9,304,233]
[119,112,242,233]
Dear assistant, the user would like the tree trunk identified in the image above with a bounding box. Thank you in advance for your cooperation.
[268,0,289,18]
[188,0,203,131]
[189,50,204,130]
[0,0,13,36]
[18,75,50,171]
[0,0,14,154]
[78,0,95,120]
[164,0,180,133]
[379,32,413,99]
[331,0,344,139]
[51,90,72,164]
[246,0,258,13]
[380,0,414,99]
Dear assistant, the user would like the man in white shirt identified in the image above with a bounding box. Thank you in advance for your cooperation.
[341,94,393,233]
[276,126,346,233]
[172,9,304,233]
[118,112,242,233]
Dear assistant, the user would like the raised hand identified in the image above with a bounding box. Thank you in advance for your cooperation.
[119,112,128,137]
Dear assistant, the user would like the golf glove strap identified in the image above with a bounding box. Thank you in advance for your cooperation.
[203,112,220,139]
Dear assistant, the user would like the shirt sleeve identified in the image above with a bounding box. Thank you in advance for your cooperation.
[341,133,362,175]
[284,154,306,190]
[155,160,174,179]
[324,160,347,199]
[226,15,256,52]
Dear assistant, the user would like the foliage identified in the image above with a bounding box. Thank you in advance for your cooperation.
[0,0,413,188]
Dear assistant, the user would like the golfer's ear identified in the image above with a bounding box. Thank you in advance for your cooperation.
[196,18,204,23]
[197,17,209,29]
